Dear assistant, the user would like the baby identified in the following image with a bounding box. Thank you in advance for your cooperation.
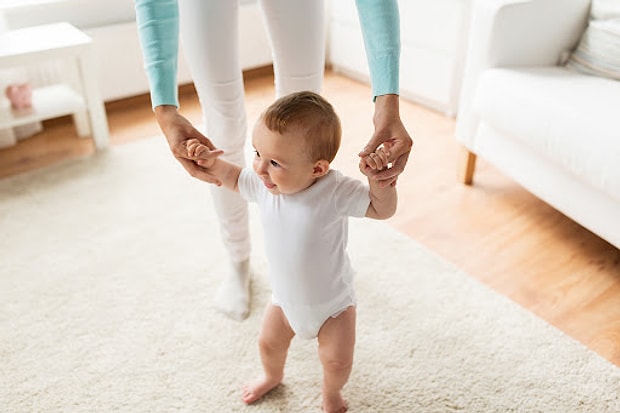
[186,91,397,413]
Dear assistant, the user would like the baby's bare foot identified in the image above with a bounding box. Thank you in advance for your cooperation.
[242,376,281,404]
[323,392,348,413]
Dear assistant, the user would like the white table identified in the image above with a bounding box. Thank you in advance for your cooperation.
[0,22,109,149]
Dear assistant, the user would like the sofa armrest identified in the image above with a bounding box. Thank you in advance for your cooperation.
[485,0,590,68]
[455,0,591,148]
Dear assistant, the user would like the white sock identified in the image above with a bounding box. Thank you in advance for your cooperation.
[214,258,251,321]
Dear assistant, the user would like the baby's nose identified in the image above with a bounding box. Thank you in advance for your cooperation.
[254,159,268,175]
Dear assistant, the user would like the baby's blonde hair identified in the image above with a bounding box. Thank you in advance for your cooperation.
[261,91,341,162]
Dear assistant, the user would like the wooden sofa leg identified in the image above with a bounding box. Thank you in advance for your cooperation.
[458,145,477,185]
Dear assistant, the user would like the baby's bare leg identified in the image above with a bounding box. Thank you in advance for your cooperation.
[242,303,295,404]
[318,306,356,413]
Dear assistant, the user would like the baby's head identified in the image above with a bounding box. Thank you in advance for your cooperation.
[251,91,342,195]
[260,91,341,163]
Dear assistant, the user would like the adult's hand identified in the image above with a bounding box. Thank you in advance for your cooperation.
[358,94,413,187]
[154,105,223,184]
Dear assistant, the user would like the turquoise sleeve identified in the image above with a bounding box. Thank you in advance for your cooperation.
[355,0,401,99]
[135,0,180,109]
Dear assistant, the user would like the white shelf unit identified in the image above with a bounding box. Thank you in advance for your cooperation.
[0,84,85,128]
[0,22,108,149]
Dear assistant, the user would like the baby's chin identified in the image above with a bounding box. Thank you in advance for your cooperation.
[267,179,319,195]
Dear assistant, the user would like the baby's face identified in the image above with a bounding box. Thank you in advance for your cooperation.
[251,120,322,195]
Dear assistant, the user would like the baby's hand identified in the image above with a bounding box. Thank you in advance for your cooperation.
[186,138,208,158]
[186,138,221,168]
[359,145,390,176]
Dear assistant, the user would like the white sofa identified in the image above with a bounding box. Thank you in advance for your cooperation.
[455,0,620,249]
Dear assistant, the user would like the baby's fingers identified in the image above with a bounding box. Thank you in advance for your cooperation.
[186,139,202,158]
[374,148,390,170]
[359,157,372,173]
[367,152,388,170]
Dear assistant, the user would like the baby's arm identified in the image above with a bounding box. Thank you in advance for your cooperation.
[359,145,398,220]
[186,139,241,192]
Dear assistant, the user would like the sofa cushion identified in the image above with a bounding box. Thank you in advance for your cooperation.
[473,66,620,202]
[566,0,620,80]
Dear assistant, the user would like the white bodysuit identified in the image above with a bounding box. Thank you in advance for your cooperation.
[238,168,370,339]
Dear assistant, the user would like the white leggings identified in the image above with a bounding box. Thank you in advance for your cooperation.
[178,0,325,262]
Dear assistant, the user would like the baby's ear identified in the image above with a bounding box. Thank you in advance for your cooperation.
[312,159,330,177]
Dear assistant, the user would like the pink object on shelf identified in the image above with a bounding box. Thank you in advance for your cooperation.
[5,83,33,110]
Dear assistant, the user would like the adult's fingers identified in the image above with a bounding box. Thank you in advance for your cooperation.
[368,151,410,185]
[358,134,383,158]
[177,157,222,186]
[170,129,218,160]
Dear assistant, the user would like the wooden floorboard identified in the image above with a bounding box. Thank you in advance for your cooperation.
[2,69,619,367]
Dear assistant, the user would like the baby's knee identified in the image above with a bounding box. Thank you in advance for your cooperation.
[258,334,289,354]
[258,335,276,352]
[320,354,353,373]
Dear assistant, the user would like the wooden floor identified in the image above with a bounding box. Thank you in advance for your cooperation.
[2,69,619,367]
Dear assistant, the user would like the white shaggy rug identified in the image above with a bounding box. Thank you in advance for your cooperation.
[1,138,619,413]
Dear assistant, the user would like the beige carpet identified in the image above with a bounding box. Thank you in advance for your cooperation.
[1,138,619,413]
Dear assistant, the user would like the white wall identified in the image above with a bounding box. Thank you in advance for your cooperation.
[328,0,472,116]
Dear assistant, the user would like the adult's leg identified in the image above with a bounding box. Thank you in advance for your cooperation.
[258,0,325,97]
[178,0,251,320]
[242,303,295,404]
[318,306,356,413]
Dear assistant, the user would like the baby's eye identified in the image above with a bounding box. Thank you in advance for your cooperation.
[254,150,260,158]
[270,160,280,167]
